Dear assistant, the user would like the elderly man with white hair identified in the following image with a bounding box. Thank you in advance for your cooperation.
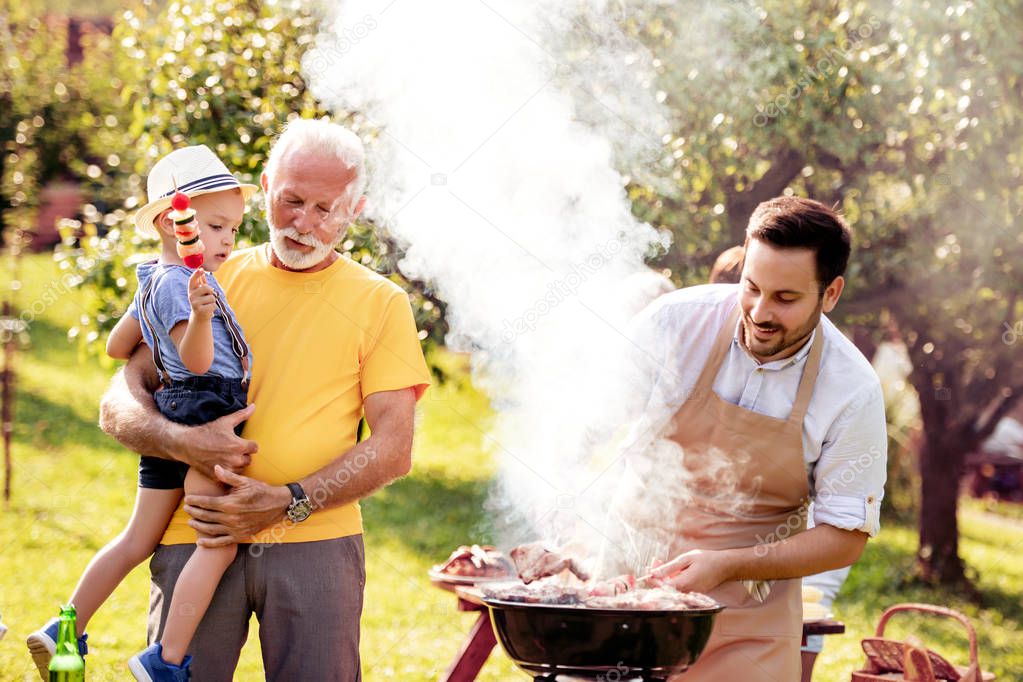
[99,118,431,681]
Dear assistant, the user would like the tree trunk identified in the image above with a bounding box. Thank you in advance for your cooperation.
[848,324,879,363]
[724,148,805,243]
[2,300,14,503]
[904,334,978,589]
[915,405,968,585]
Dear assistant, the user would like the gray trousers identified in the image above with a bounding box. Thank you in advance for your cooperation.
[148,535,365,681]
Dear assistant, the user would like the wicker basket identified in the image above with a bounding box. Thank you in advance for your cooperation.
[851,603,994,681]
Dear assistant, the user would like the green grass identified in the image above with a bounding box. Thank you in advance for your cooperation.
[1,253,1021,681]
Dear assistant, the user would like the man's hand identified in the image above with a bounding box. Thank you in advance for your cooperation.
[183,465,291,548]
[177,404,258,478]
[644,549,735,594]
[642,526,869,591]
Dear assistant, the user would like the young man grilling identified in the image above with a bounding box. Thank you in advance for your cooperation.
[618,196,886,680]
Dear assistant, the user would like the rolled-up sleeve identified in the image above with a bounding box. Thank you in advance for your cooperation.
[811,381,887,537]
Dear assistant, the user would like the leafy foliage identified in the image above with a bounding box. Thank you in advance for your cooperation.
[623,0,1023,583]
[34,0,446,355]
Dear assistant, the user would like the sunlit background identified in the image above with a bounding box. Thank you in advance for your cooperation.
[1,0,1021,679]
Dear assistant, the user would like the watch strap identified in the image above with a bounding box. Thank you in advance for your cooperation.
[286,482,306,502]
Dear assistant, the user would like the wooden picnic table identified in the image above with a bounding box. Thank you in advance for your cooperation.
[431,578,846,681]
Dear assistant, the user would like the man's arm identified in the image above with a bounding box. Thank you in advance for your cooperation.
[648,524,867,593]
[184,386,416,547]
[99,345,176,459]
[298,386,415,508]
[98,344,257,477]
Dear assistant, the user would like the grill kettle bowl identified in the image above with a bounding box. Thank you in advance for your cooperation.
[483,597,725,680]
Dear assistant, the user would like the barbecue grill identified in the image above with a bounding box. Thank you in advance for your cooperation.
[482,596,725,681]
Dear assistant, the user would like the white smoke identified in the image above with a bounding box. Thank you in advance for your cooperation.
[305,0,673,553]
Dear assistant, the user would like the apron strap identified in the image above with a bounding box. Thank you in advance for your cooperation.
[787,325,824,425]
[691,299,824,426]
[691,302,742,398]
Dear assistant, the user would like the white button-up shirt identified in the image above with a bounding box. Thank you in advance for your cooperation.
[626,283,887,536]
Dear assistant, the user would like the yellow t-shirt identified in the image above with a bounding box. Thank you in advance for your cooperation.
[160,245,431,545]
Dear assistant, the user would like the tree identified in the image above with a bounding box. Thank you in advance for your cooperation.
[627,0,1023,587]
[52,0,446,359]
[0,3,109,497]
[1,6,71,247]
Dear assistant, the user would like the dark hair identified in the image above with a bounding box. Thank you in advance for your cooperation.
[745,196,851,288]
[710,245,745,284]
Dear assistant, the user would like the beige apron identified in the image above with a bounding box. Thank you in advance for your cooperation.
[662,302,823,682]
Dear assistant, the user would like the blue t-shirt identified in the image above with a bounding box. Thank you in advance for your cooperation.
[126,261,251,382]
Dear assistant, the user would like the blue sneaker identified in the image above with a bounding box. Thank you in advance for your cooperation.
[128,643,192,681]
[26,617,88,681]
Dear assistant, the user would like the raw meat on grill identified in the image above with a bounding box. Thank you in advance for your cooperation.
[586,587,720,610]
[586,574,636,597]
[434,544,514,579]
[482,581,588,605]
[483,576,719,611]
[509,542,591,584]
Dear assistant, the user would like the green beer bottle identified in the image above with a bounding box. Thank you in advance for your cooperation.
[48,605,85,681]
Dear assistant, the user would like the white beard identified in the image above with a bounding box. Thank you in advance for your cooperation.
[268,225,341,270]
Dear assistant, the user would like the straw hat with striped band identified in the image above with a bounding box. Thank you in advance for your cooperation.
[133,145,259,238]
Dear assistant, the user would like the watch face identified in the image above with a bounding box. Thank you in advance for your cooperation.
[289,500,312,523]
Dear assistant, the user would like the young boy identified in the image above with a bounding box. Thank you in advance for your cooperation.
[27,145,257,682]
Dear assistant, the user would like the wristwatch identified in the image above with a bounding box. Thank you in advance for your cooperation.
[285,482,313,523]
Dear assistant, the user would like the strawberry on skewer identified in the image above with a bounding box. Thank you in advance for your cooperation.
[169,190,205,269]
